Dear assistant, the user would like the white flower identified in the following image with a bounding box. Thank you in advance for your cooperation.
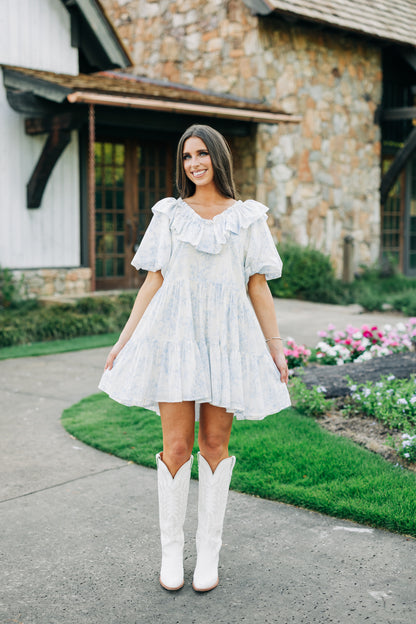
[396,322,406,332]
[387,375,396,381]
[386,388,394,394]
[404,453,410,459]
[355,351,373,362]
[376,382,384,388]
[362,388,371,398]
[383,324,392,332]
[352,331,362,340]
[349,384,358,392]
[410,396,416,404]
[316,385,327,393]
[397,398,408,405]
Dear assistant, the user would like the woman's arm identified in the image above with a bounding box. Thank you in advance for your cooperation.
[104,270,164,370]
[247,273,288,384]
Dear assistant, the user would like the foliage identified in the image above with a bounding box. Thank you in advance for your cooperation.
[289,376,334,418]
[269,242,345,304]
[347,264,416,314]
[397,434,416,463]
[0,266,26,309]
[268,245,416,314]
[62,394,416,536]
[342,375,416,433]
[0,294,135,348]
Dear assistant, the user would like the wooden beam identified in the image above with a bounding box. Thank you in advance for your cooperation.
[382,106,416,121]
[25,112,81,135]
[27,128,72,208]
[380,127,416,204]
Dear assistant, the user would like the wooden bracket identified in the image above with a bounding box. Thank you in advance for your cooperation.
[380,127,416,204]
[26,127,72,208]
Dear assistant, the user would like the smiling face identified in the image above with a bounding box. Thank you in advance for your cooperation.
[182,136,215,189]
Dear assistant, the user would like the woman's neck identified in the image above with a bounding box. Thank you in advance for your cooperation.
[188,184,233,208]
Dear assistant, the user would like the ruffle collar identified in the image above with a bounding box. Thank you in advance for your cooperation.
[152,196,269,254]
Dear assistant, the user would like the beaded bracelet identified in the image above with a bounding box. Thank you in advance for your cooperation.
[265,336,283,342]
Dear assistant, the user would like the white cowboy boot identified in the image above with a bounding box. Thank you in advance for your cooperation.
[156,452,193,590]
[192,452,236,592]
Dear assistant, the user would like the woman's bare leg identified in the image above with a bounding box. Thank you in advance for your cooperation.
[198,403,234,471]
[159,401,196,476]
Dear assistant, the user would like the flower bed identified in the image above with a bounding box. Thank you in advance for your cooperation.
[286,320,416,467]
[284,319,416,372]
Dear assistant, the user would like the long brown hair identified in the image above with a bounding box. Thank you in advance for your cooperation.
[176,124,237,199]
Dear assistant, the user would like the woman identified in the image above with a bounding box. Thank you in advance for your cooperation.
[99,124,290,592]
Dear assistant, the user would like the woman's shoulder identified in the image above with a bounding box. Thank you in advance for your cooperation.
[233,199,269,230]
[239,199,269,214]
[151,197,178,217]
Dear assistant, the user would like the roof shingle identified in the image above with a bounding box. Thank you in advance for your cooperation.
[263,0,416,47]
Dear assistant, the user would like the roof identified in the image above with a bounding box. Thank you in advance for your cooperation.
[245,0,416,48]
[60,0,132,70]
[2,65,301,124]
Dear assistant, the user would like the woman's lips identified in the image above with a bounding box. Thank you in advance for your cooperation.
[192,170,207,178]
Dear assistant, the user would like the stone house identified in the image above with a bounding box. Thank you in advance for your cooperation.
[2,0,416,297]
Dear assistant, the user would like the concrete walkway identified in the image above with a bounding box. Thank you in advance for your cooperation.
[0,301,415,624]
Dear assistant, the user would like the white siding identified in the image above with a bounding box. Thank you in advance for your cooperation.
[0,0,78,74]
[0,1,81,270]
[0,79,81,268]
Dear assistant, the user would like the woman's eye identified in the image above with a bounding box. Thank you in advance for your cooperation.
[200,151,208,157]
[183,154,190,160]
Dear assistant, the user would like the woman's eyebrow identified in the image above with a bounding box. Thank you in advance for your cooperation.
[182,149,208,155]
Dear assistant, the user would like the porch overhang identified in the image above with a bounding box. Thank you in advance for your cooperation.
[2,65,302,208]
[66,90,301,124]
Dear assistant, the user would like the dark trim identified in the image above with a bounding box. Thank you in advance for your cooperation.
[27,128,72,208]
[79,128,89,267]
[382,106,416,121]
[60,0,131,71]
[6,90,61,116]
[380,127,416,204]
[3,67,71,103]
[242,0,272,15]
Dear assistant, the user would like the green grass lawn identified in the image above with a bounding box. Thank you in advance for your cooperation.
[0,333,118,360]
[62,393,416,537]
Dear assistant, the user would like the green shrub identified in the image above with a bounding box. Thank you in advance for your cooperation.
[289,376,334,418]
[269,242,345,304]
[348,264,416,313]
[0,266,24,309]
[0,293,135,348]
[389,290,416,316]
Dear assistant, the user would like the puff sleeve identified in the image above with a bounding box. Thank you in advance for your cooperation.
[131,198,175,276]
[244,209,283,283]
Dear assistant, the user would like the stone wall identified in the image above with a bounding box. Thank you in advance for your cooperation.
[102,0,382,274]
[12,268,92,298]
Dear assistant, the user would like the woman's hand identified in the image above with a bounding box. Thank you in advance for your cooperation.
[267,342,289,384]
[104,343,123,371]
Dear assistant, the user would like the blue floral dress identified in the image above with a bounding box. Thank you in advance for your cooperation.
[99,197,291,420]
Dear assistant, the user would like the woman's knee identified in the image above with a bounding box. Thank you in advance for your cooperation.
[199,432,228,458]
[163,437,193,462]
